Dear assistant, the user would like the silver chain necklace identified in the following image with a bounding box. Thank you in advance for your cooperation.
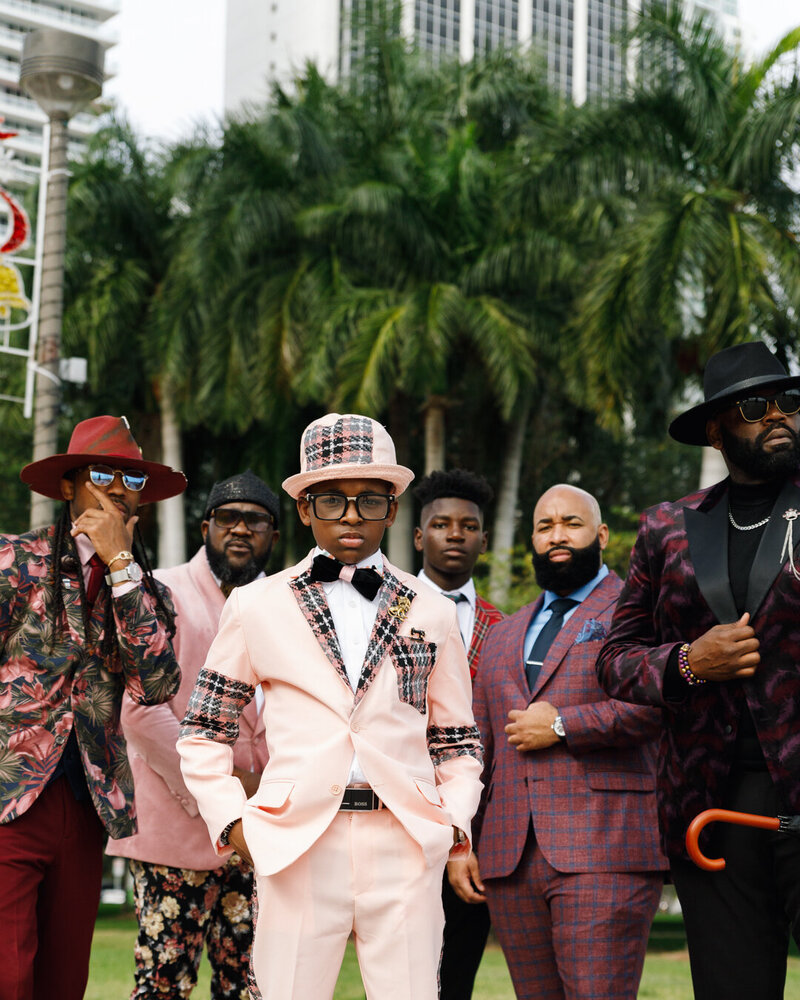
[728,511,770,531]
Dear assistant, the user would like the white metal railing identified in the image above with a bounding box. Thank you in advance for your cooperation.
[0,0,106,32]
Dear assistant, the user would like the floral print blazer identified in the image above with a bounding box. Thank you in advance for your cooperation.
[0,525,180,839]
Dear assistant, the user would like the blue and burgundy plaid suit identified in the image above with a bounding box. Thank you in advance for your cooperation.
[474,571,665,1000]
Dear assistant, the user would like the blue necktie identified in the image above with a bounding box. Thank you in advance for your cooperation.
[525,597,578,691]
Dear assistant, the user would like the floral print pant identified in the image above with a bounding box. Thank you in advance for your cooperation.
[129,856,254,999]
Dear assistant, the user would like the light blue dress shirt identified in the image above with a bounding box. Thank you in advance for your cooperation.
[522,563,609,662]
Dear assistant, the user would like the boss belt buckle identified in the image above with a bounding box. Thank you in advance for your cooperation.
[340,787,381,811]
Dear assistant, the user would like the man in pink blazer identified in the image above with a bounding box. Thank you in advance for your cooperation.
[178,414,483,1000]
[449,484,666,1000]
[108,471,279,999]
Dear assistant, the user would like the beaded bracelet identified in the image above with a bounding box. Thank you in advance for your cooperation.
[678,642,706,686]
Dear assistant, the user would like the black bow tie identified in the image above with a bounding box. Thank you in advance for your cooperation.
[309,554,383,602]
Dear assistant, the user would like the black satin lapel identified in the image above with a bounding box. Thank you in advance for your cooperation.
[685,502,738,624]
[745,479,800,617]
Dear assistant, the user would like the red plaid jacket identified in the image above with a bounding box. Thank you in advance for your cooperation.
[467,595,504,679]
[474,571,666,878]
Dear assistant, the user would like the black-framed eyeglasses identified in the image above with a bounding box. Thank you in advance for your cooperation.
[211,508,274,532]
[734,392,800,423]
[304,492,395,521]
[88,465,149,492]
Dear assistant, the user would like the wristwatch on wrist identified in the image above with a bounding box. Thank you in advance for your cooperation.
[105,561,143,586]
[551,715,566,739]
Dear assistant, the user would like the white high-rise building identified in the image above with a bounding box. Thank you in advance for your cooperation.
[0,0,117,184]
[225,0,740,114]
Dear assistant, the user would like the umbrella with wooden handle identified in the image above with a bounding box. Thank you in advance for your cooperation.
[686,809,800,871]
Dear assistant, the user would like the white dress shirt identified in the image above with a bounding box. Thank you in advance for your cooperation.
[417,568,476,648]
[315,546,384,786]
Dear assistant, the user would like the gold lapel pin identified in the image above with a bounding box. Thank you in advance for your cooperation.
[388,596,411,621]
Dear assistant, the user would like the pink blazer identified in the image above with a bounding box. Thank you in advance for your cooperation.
[107,549,267,870]
[178,552,484,877]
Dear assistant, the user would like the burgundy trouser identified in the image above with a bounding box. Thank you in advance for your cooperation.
[0,776,104,1000]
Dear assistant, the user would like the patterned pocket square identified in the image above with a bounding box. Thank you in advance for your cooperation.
[576,619,607,644]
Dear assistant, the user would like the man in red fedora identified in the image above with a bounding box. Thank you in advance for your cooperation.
[0,414,186,1000]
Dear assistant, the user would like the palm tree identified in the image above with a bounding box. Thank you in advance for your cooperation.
[538,4,800,429]
[63,117,191,564]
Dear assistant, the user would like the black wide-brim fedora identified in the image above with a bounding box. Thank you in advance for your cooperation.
[669,342,800,446]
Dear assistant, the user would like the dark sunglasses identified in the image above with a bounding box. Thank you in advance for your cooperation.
[211,508,274,532]
[734,392,800,423]
[88,465,149,492]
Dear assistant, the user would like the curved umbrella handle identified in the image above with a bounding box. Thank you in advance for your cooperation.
[686,808,781,871]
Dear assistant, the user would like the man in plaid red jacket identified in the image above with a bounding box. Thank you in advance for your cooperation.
[413,469,503,1000]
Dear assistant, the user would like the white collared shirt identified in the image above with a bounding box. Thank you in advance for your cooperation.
[417,568,476,648]
[314,546,384,785]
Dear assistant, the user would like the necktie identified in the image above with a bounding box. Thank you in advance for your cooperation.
[85,553,106,605]
[525,597,578,691]
[310,554,383,602]
[443,592,468,645]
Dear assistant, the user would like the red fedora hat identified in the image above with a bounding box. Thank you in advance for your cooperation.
[20,415,187,503]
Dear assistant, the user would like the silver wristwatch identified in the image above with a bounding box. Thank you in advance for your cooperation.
[105,561,143,586]
[551,715,566,739]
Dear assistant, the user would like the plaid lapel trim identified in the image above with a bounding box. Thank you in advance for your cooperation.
[467,604,491,678]
[289,568,350,692]
[468,597,503,679]
[354,567,415,707]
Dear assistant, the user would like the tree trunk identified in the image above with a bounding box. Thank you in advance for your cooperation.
[423,395,447,474]
[488,398,531,609]
[698,446,727,488]
[156,390,186,568]
[386,392,415,572]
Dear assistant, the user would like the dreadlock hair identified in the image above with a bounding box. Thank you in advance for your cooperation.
[413,469,494,517]
[49,502,176,658]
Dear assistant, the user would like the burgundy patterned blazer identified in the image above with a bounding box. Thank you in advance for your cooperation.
[474,571,665,879]
[597,474,800,859]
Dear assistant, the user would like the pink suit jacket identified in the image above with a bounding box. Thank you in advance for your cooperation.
[177,552,484,878]
[474,571,666,879]
[107,548,267,870]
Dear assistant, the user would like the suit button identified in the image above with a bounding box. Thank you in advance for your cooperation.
[54,734,66,746]
[351,722,360,733]
[331,784,342,795]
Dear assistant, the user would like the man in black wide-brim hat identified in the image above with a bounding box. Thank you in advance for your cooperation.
[597,341,800,1000]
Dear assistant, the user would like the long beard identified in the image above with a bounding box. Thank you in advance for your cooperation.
[205,537,271,589]
[532,536,603,594]
[720,423,800,481]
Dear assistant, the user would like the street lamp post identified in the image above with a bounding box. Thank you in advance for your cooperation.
[20,27,104,528]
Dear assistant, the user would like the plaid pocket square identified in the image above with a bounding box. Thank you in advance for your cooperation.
[576,619,607,644]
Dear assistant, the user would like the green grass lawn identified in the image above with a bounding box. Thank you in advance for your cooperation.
[88,911,800,998]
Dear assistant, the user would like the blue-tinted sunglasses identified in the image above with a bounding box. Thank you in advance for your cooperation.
[88,464,149,492]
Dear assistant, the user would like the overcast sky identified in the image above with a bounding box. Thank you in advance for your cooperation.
[103,0,800,145]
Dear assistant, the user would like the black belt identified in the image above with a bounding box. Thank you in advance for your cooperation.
[339,787,384,811]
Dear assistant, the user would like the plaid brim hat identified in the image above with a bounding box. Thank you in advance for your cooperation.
[20,414,187,503]
[204,469,280,527]
[282,413,414,499]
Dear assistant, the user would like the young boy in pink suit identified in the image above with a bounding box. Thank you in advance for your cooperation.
[178,413,483,1000]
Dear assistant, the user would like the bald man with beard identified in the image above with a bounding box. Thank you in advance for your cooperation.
[448,485,666,1000]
